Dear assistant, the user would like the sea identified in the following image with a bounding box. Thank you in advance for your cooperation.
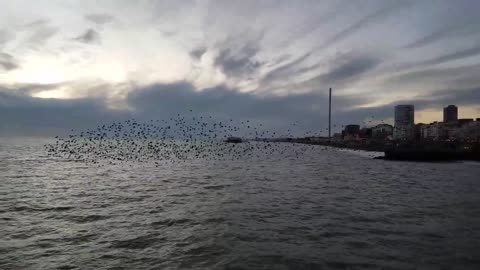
[1,138,480,269]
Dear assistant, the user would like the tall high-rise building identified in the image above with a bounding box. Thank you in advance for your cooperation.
[395,105,415,126]
[443,105,458,123]
[394,105,415,140]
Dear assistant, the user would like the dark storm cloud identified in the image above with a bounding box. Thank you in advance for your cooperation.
[404,23,478,49]
[403,0,480,49]
[291,63,323,78]
[432,87,480,107]
[386,62,480,87]
[276,2,344,47]
[0,53,19,71]
[258,1,406,87]
[405,87,480,110]
[261,53,381,93]
[1,81,370,136]
[2,78,478,137]
[74,29,101,44]
[310,54,381,86]
[0,89,129,137]
[418,45,480,67]
[189,47,207,60]
[126,81,371,132]
[85,13,114,25]
[317,1,412,51]
[260,53,312,85]
[380,45,480,77]
[3,0,480,136]
[212,37,263,78]
[259,1,407,87]
[127,81,478,128]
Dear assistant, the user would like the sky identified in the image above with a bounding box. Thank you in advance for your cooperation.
[1,0,479,136]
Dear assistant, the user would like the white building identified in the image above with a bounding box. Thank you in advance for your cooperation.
[420,120,480,141]
[420,122,443,140]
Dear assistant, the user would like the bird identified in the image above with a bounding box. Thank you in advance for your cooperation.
[45,113,340,167]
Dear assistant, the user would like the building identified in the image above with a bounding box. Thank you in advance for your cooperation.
[372,124,393,140]
[332,133,343,141]
[458,118,474,125]
[394,105,414,126]
[421,122,445,140]
[344,124,360,134]
[443,105,458,123]
[394,105,415,140]
[342,124,360,141]
[419,119,480,142]
[457,120,480,142]
[415,123,427,140]
[359,127,372,139]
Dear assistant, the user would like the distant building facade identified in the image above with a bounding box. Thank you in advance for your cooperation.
[372,124,393,140]
[420,122,443,140]
[458,120,480,141]
[419,119,480,141]
[458,118,474,125]
[359,127,372,139]
[394,105,415,140]
[344,124,360,134]
[443,105,458,123]
[333,133,343,141]
[332,104,478,143]
[342,124,361,141]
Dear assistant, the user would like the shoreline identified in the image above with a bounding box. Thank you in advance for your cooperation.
[290,140,480,162]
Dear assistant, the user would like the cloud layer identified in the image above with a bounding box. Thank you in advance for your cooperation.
[0,0,479,135]
[2,81,477,136]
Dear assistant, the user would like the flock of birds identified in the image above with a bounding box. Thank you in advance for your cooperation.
[44,112,388,166]
[45,113,323,166]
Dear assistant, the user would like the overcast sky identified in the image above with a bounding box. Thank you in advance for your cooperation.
[1,0,479,136]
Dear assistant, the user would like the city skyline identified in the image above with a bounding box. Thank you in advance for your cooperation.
[1,0,480,136]
[1,3,480,268]
[341,103,476,129]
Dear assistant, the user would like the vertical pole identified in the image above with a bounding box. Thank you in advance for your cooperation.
[328,88,332,142]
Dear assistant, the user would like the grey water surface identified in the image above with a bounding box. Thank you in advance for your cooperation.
[1,138,480,269]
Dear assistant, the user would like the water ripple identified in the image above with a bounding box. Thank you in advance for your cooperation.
[1,139,480,269]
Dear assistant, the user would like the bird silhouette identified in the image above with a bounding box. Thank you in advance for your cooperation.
[45,113,341,166]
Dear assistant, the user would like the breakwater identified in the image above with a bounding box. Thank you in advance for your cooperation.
[292,139,480,161]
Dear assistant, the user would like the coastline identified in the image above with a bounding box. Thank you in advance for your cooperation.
[289,139,480,162]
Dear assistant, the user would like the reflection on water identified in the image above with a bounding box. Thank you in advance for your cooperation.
[1,138,480,269]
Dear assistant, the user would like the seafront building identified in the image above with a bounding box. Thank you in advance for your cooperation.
[331,104,479,143]
[300,104,478,144]
[420,118,480,141]
[443,105,458,123]
[372,124,393,140]
[393,105,415,140]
